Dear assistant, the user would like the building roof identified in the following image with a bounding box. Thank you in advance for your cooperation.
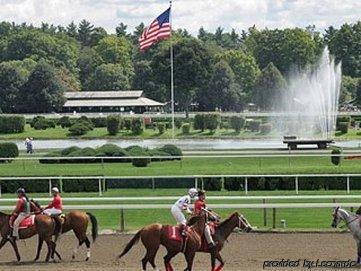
[65,91,143,99]
[63,97,164,108]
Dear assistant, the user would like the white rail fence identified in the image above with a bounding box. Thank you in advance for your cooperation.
[1,174,361,196]
[0,202,358,231]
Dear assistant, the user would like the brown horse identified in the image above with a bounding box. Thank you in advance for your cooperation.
[190,211,252,271]
[0,211,62,262]
[118,211,207,271]
[33,209,98,262]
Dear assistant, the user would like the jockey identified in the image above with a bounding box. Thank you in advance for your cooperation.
[43,187,63,216]
[10,188,30,240]
[171,188,198,235]
[193,190,216,249]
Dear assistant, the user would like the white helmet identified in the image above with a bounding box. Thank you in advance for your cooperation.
[51,187,59,193]
[188,188,198,198]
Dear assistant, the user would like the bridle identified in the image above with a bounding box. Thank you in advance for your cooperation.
[333,207,359,228]
[238,215,250,230]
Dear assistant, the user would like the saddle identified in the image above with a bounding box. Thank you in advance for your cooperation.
[9,215,35,230]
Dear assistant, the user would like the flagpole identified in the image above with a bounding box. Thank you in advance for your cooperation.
[169,0,175,139]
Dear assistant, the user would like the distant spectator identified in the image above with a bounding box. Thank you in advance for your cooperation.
[25,137,34,154]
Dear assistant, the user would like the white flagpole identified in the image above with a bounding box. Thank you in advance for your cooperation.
[169,0,175,138]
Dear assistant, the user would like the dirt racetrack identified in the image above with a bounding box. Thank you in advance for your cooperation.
[0,232,358,271]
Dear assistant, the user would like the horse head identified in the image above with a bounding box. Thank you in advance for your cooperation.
[331,206,342,228]
[231,211,252,232]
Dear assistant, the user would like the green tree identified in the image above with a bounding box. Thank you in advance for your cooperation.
[78,19,94,46]
[245,27,319,74]
[116,22,129,37]
[95,35,134,79]
[356,79,361,106]
[253,62,287,111]
[217,50,260,100]
[325,22,361,77]
[340,75,359,104]
[18,60,66,113]
[77,47,103,89]
[202,61,243,111]
[66,21,78,39]
[87,63,130,91]
[89,27,107,47]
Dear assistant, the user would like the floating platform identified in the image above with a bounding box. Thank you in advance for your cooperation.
[283,137,334,150]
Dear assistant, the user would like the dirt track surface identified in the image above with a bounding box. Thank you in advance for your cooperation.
[0,233,359,271]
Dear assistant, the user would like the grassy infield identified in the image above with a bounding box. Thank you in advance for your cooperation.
[0,124,360,231]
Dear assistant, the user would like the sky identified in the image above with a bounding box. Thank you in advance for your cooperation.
[0,0,359,35]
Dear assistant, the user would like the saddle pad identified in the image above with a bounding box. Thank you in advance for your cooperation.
[10,215,35,229]
[164,225,182,241]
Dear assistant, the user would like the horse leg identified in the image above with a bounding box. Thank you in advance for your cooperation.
[214,252,225,271]
[163,250,178,271]
[45,240,55,262]
[34,236,43,261]
[9,239,21,262]
[85,237,91,261]
[184,251,196,271]
[0,237,8,250]
[142,246,160,271]
[357,240,361,264]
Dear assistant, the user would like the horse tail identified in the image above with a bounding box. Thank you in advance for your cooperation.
[86,212,98,242]
[53,216,62,242]
[118,229,142,259]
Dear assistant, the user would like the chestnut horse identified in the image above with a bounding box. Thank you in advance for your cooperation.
[190,212,252,271]
[0,211,62,262]
[118,211,207,271]
[32,207,98,262]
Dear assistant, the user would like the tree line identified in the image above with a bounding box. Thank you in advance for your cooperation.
[0,20,360,113]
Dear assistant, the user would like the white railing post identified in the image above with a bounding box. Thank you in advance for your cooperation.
[295,176,299,195]
[48,179,52,196]
[98,178,102,197]
[347,176,350,194]
[245,177,248,195]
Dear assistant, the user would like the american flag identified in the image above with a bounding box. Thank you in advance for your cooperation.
[139,7,171,51]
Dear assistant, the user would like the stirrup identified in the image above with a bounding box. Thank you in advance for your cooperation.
[181,230,187,236]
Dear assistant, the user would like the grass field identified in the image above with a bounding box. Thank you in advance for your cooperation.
[0,188,358,231]
[0,155,360,177]
[0,124,360,140]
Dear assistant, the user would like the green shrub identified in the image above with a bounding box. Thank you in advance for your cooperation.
[204,113,220,132]
[159,144,182,158]
[248,120,261,132]
[78,118,94,131]
[57,116,72,128]
[337,122,349,133]
[182,123,190,134]
[175,118,183,129]
[337,116,351,125]
[39,150,61,164]
[96,144,122,156]
[30,116,45,128]
[91,117,107,127]
[194,114,205,131]
[0,142,19,163]
[68,147,97,163]
[33,118,56,130]
[260,123,273,134]
[107,115,120,135]
[130,147,150,167]
[68,122,90,136]
[331,148,342,166]
[203,178,222,191]
[229,116,245,133]
[60,146,81,156]
[0,115,25,133]
[157,122,166,134]
[132,157,150,167]
[224,178,242,191]
[131,118,143,135]
[123,118,131,130]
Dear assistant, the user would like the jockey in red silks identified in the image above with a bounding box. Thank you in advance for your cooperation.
[10,188,31,240]
[171,188,198,235]
[193,190,216,250]
[43,187,63,216]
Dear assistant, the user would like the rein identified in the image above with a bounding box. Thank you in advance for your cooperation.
[341,215,360,228]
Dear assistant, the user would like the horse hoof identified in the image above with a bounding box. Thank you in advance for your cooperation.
[85,257,89,261]
[72,255,75,260]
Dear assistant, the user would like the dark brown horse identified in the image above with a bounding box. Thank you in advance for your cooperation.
[0,211,62,262]
[118,211,207,271]
[190,212,252,271]
[33,208,98,262]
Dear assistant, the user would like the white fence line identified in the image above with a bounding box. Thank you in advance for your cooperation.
[1,194,361,202]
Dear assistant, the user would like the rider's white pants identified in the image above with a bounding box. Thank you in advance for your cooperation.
[171,205,186,225]
[13,213,28,238]
[204,224,214,244]
[43,208,62,216]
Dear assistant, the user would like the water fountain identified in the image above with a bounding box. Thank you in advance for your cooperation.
[273,47,342,142]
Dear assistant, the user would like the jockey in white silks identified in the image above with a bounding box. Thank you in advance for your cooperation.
[171,188,198,235]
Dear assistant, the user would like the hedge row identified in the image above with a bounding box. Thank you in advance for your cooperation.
[0,115,25,133]
[0,142,19,163]
[39,144,183,166]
